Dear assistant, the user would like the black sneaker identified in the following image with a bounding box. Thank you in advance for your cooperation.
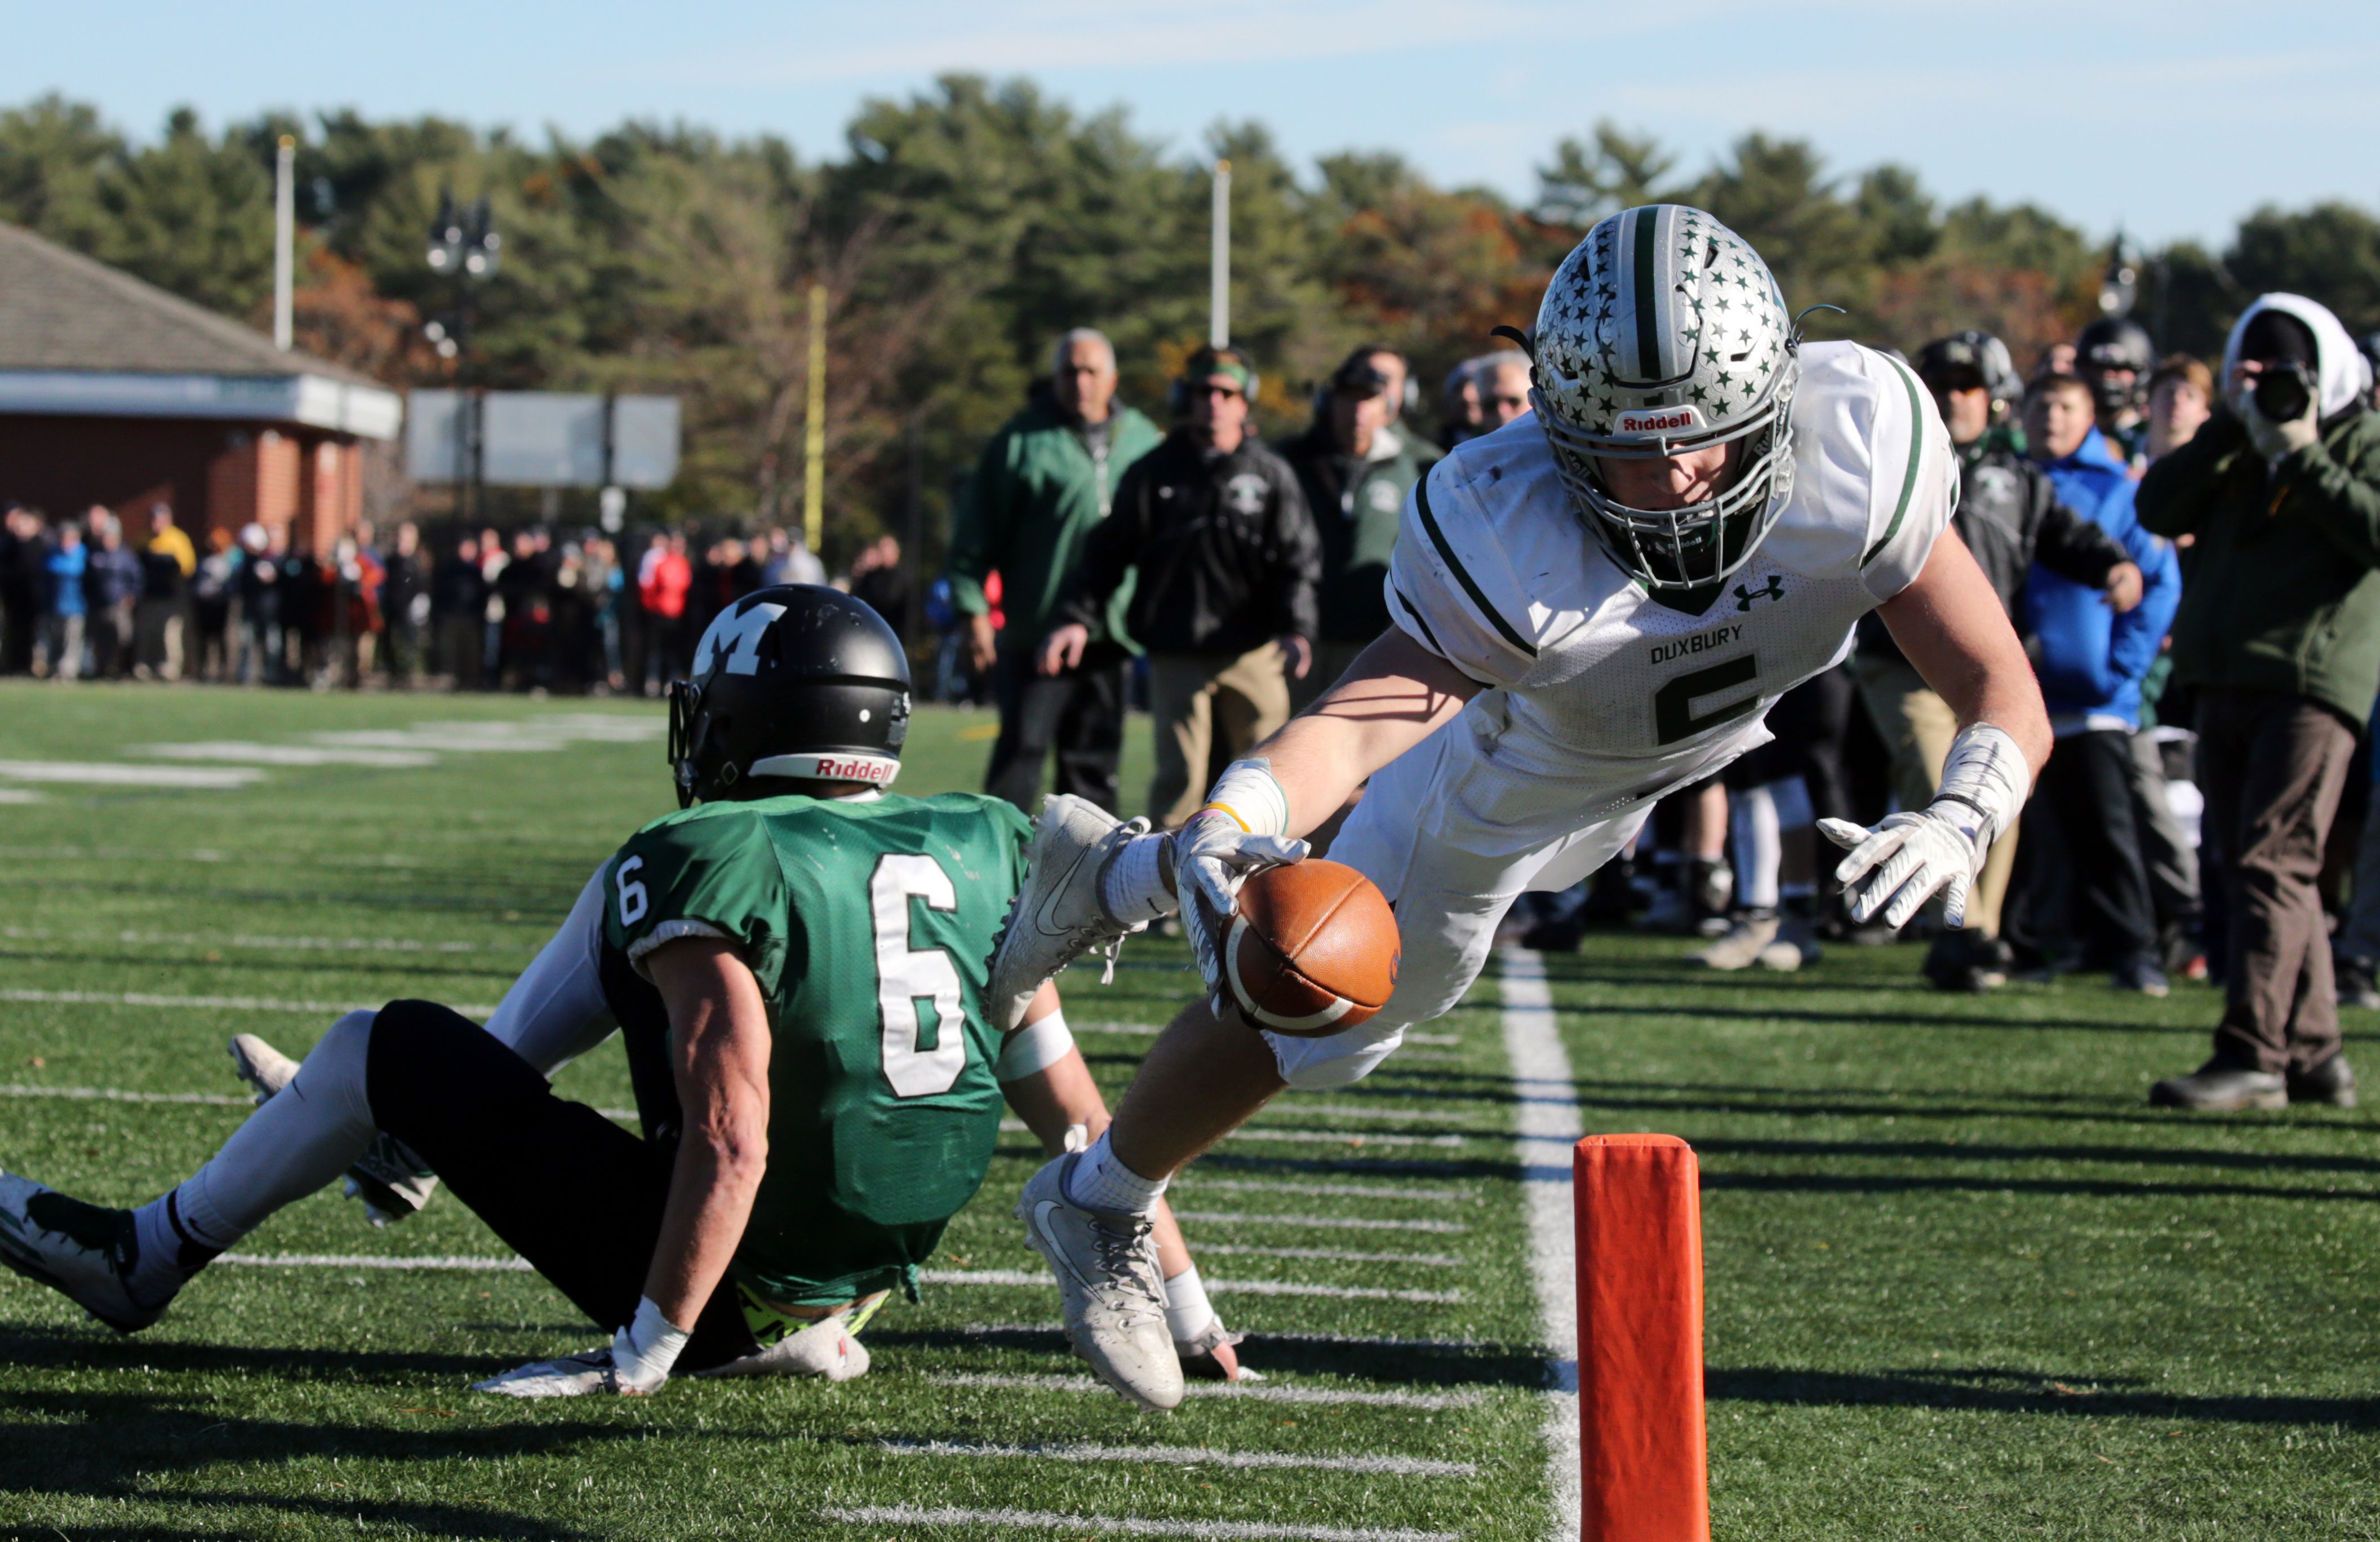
[2148,1054,2287,1111]
[1517,912,1584,953]
[2288,1053,2358,1108]
[1922,930,2004,992]
[2337,957,2380,1013]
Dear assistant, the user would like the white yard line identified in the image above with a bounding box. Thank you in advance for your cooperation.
[928,1372,1485,1410]
[221,1253,534,1272]
[822,1506,1457,1542]
[1269,1104,1482,1125]
[0,1083,251,1107]
[1498,949,1580,1542]
[4,926,505,953]
[878,1437,1475,1478]
[141,742,439,768]
[0,989,499,1016]
[922,1269,1458,1304]
[1178,1178,1473,1205]
[954,1323,1488,1353]
[0,760,264,788]
[1002,1120,1463,1150]
[1174,1211,1467,1236]
[1196,1243,1463,1269]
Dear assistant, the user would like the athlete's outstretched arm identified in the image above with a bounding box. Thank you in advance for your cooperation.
[1876,525,2051,775]
[643,937,773,1340]
[1248,627,1481,836]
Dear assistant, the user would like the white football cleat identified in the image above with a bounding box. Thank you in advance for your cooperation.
[0,1171,164,1333]
[229,1032,440,1225]
[1015,1153,1182,1412]
[696,1314,871,1382]
[985,795,1155,1034]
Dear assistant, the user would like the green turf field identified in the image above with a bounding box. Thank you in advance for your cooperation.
[0,679,2373,1540]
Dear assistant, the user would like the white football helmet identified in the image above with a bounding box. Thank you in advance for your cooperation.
[1530,203,1801,590]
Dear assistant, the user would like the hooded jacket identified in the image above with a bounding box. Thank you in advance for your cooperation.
[2024,427,2182,732]
[2137,293,2380,729]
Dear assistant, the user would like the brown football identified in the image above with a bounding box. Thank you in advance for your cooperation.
[1224,859,1401,1036]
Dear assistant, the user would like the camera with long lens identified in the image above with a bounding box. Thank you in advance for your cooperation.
[2252,362,2314,423]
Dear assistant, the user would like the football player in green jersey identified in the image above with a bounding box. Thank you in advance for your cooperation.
[0,586,1244,1394]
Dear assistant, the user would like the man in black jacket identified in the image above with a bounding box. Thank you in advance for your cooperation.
[1044,345,1321,828]
[1856,330,2143,989]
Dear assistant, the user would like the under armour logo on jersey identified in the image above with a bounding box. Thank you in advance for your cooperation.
[1734,576,1785,610]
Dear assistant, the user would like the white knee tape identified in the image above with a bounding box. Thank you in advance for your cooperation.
[1267,1024,1407,1090]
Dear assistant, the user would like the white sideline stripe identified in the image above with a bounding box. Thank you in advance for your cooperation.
[1180,1178,1473,1205]
[878,1437,1475,1478]
[312,730,570,754]
[0,1083,251,1107]
[142,742,440,768]
[922,1269,1459,1304]
[4,925,500,954]
[222,1253,533,1271]
[960,1323,1488,1352]
[1197,1243,1463,1269]
[0,989,499,1016]
[0,760,264,788]
[929,1372,1485,1410]
[0,789,42,804]
[823,1505,1457,1542]
[1499,949,1581,1542]
[1175,1211,1468,1236]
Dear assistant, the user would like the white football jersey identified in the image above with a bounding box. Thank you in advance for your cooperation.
[1383,340,1955,832]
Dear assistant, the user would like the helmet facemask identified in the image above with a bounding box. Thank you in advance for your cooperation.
[1535,351,1800,591]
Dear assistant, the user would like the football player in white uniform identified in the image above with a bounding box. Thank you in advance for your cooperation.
[989,205,2052,1411]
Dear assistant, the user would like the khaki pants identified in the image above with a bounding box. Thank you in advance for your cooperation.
[1853,652,2019,937]
[1148,645,1293,829]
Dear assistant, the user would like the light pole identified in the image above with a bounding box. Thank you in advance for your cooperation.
[425,190,500,525]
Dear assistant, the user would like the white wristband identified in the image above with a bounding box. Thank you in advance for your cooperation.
[1200,757,1290,836]
[612,1295,689,1392]
[1933,722,2031,852]
[996,1008,1076,1080]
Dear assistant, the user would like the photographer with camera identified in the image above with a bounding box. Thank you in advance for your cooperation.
[2138,294,2380,1111]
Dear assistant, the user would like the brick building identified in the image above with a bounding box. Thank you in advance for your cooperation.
[0,222,401,551]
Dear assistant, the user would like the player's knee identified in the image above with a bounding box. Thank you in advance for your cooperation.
[365,999,503,1129]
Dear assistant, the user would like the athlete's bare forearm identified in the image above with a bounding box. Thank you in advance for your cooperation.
[1877,525,2052,774]
[1249,629,1479,835]
[645,938,773,1332]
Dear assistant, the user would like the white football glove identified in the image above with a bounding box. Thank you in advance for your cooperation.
[1819,721,2030,931]
[474,1296,687,1398]
[1174,811,1307,1016]
[1818,809,1983,929]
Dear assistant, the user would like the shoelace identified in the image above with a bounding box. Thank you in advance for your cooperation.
[1086,1216,1165,1328]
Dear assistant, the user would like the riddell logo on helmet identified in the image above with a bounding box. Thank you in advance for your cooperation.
[812,756,897,783]
[1616,406,1704,433]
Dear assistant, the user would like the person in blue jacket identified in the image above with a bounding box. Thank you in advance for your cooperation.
[2022,371,2185,994]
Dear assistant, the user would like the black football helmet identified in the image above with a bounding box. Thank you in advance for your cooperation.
[1916,330,2023,407]
[2075,317,2155,414]
[667,584,911,807]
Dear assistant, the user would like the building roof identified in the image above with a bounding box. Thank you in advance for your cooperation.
[0,222,401,438]
[0,220,381,382]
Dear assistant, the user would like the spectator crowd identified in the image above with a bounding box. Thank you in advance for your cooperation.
[8,294,2380,1116]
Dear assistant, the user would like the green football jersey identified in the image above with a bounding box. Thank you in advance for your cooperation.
[600,791,1033,1306]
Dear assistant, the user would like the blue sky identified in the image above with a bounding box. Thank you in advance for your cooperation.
[6,1,2376,247]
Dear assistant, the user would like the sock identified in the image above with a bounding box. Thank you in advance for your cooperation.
[1063,1128,1169,1215]
[126,1011,383,1304]
[1163,1264,1218,1344]
[1728,786,1782,912]
[1099,833,1176,926]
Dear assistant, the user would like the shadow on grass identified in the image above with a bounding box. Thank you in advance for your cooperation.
[0,1320,504,1381]
[0,1386,630,1537]
[1708,1363,2380,1429]
[1705,1169,2380,1203]
[0,947,521,983]
[1697,1136,2380,1176]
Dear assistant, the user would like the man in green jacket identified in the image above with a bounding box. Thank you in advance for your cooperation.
[1278,346,1427,712]
[947,329,1163,813]
[2138,293,2380,1111]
